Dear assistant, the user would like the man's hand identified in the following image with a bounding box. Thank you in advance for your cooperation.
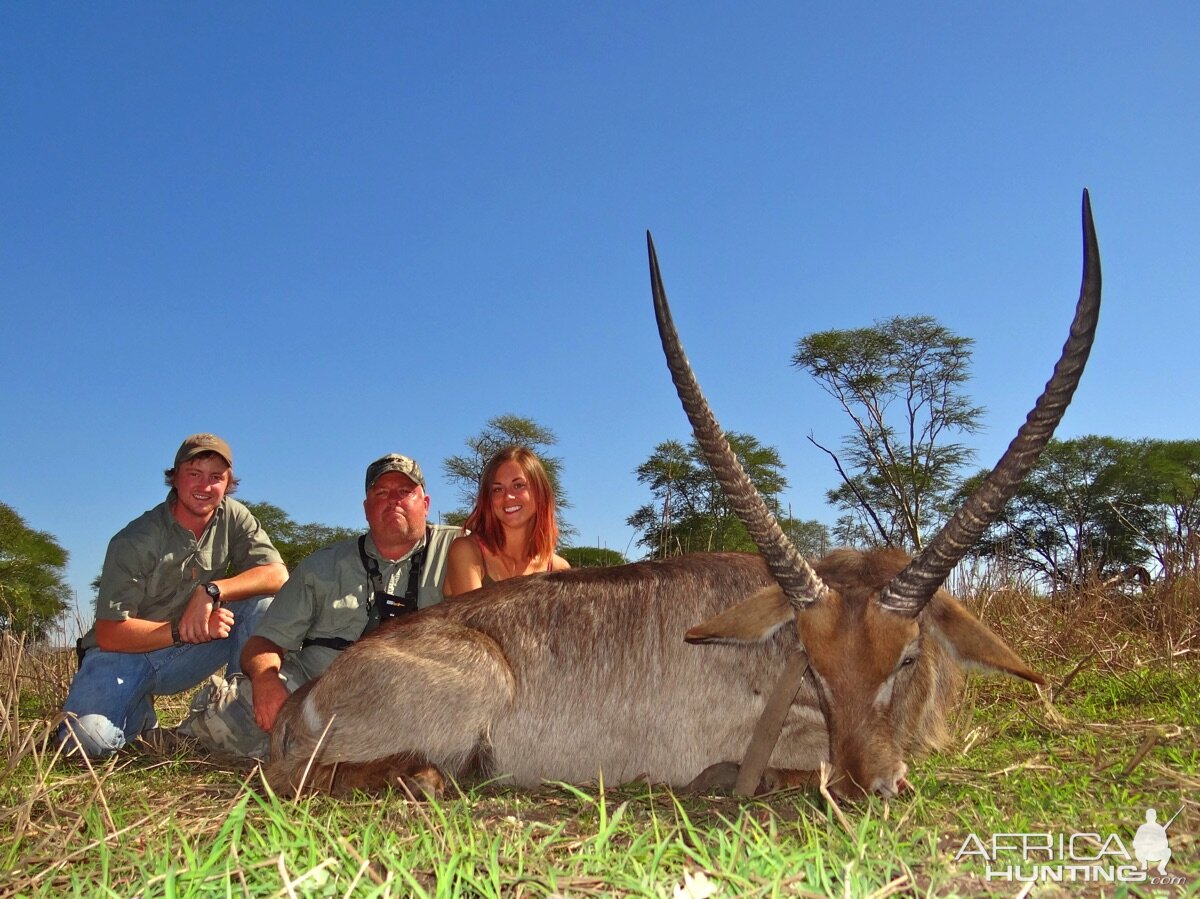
[179,587,217,643]
[180,587,235,643]
[251,674,290,733]
[241,635,289,732]
[208,604,235,640]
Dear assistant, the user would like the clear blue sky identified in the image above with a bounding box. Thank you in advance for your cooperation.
[3,4,1198,632]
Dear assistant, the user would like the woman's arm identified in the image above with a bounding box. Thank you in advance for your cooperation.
[444,535,485,597]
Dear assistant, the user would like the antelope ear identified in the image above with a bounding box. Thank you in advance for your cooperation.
[685,585,793,644]
[928,595,1045,686]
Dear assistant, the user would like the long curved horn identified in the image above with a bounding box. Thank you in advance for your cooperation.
[879,190,1102,616]
[648,232,830,607]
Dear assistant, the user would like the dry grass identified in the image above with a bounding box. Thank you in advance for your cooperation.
[961,570,1200,683]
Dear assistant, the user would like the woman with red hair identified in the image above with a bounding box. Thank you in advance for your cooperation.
[444,446,570,596]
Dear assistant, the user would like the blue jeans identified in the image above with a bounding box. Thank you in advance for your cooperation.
[59,596,270,758]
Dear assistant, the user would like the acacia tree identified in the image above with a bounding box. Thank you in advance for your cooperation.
[0,502,71,641]
[961,436,1159,588]
[559,547,627,568]
[792,315,983,550]
[1139,439,1200,581]
[442,415,572,538]
[627,433,828,559]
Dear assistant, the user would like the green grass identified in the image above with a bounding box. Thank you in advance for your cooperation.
[1,585,1197,898]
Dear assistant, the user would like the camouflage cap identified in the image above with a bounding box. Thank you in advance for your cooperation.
[365,454,425,492]
[174,433,233,469]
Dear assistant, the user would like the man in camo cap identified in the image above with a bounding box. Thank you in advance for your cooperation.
[183,453,457,759]
[60,434,287,757]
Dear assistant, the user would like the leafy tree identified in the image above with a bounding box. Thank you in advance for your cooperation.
[243,501,359,571]
[1139,440,1200,581]
[442,415,573,539]
[559,547,627,568]
[793,315,982,551]
[628,433,828,559]
[961,436,1158,588]
[781,518,832,559]
[0,502,71,641]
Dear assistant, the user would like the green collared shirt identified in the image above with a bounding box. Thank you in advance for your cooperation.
[256,524,458,683]
[80,494,283,651]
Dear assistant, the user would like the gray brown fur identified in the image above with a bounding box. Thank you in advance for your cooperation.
[266,549,991,796]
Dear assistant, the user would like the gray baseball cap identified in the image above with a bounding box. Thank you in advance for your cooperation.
[365,454,425,492]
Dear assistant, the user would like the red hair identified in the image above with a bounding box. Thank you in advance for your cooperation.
[464,446,559,563]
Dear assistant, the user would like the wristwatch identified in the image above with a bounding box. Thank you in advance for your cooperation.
[171,619,184,646]
[203,582,221,602]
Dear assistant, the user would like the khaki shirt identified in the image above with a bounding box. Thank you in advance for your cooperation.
[81,495,283,651]
[256,524,457,684]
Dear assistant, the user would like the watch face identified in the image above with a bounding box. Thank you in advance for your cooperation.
[205,583,220,600]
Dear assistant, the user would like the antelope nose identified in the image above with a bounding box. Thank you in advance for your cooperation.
[871,761,909,799]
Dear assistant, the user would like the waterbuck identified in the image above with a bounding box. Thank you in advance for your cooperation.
[267,192,1100,799]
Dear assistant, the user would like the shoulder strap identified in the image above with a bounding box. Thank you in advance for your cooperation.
[302,635,355,651]
[357,534,386,594]
[358,534,383,635]
[399,526,432,608]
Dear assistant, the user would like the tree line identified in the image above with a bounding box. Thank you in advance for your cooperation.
[5,317,1196,641]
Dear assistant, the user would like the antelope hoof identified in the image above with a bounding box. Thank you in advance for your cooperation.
[756,767,822,795]
[397,765,446,801]
[684,761,741,794]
